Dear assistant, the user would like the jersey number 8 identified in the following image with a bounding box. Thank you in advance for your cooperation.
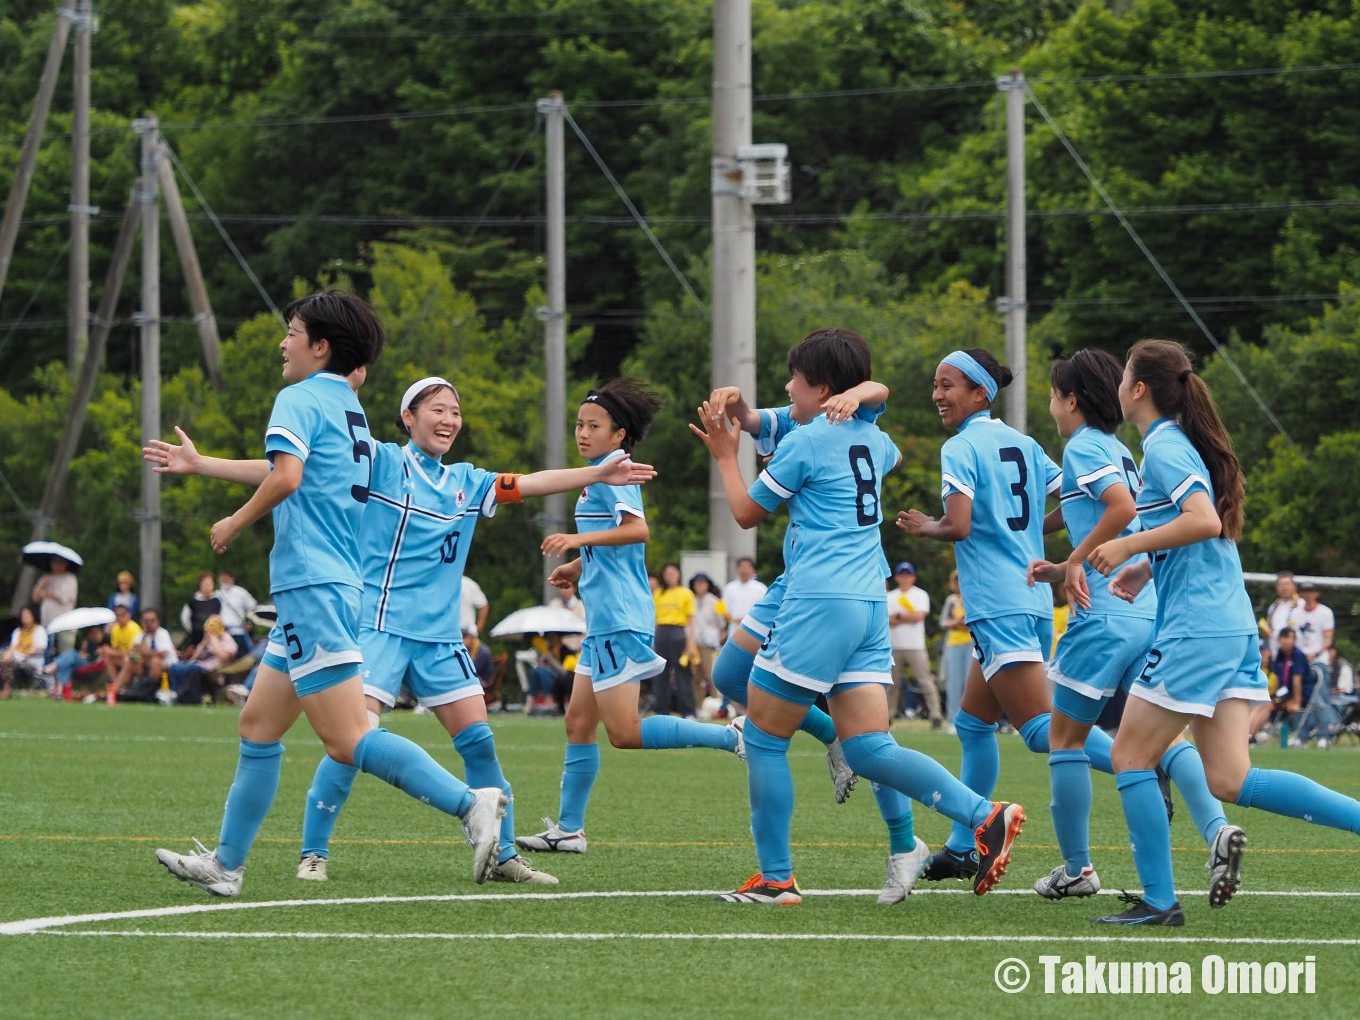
[848,445,879,526]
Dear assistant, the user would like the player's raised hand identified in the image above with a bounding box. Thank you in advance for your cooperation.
[1026,558,1064,587]
[896,509,932,535]
[599,457,658,487]
[822,392,861,425]
[143,426,201,475]
[541,532,581,558]
[690,401,743,461]
[706,386,745,423]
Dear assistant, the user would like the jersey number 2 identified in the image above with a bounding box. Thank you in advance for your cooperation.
[848,445,879,526]
[999,447,1030,531]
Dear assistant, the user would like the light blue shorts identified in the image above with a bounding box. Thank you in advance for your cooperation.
[751,669,878,708]
[970,613,1054,682]
[739,574,787,640]
[261,583,364,697]
[754,597,892,696]
[358,628,484,709]
[1049,614,1156,724]
[1127,632,1269,718]
[577,630,665,693]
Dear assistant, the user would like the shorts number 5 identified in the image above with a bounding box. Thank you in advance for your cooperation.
[283,623,304,661]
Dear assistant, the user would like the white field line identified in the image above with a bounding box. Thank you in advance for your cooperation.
[2,887,1358,936]
[27,930,1360,947]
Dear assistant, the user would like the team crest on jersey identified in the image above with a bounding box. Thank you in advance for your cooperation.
[454,488,467,508]
[579,487,589,502]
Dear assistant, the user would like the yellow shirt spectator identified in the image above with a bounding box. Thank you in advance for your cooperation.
[654,585,695,627]
[109,619,142,653]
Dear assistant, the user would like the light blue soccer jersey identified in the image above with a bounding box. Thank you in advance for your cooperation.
[360,441,498,643]
[576,449,654,635]
[1136,418,1256,639]
[941,411,1061,622]
[749,414,901,600]
[1059,425,1157,620]
[755,402,892,583]
[263,371,372,594]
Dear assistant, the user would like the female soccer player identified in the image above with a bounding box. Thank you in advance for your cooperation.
[698,329,1024,904]
[516,378,741,855]
[146,294,507,896]
[1087,338,1360,926]
[1025,349,1231,901]
[703,379,932,904]
[899,348,1116,884]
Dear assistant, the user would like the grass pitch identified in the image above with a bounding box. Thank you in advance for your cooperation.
[2,699,1357,1018]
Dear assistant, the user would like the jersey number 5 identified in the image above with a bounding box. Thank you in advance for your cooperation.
[848,445,879,526]
[346,410,373,504]
[999,447,1030,531]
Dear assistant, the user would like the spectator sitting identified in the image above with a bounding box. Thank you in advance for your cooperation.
[215,569,258,659]
[100,603,142,687]
[164,615,238,705]
[113,608,178,700]
[180,571,223,653]
[547,580,586,653]
[0,606,48,697]
[32,556,78,630]
[1249,639,1279,744]
[44,624,107,697]
[224,612,273,707]
[106,570,139,619]
[524,633,572,715]
[1329,646,1355,695]
[461,575,489,638]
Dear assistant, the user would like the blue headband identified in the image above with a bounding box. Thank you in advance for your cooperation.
[940,351,998,403]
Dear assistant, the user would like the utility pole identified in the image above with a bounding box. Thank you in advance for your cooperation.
[10,182,139,614]
[537,91,567,603]
[999,69,1027,432]
[155,142,226,391]
[136,116,162,614]
[0,4,74,307]
[67,0,95,372]
[709,0,757,581]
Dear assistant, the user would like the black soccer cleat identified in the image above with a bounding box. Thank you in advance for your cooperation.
[921,845,979,882]
[1091,892,1185,926]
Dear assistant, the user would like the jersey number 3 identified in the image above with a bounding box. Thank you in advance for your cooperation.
[999,447,1030,532]
[848,445,879,526]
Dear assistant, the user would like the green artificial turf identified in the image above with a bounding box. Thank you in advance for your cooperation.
[2,699,1357,1018]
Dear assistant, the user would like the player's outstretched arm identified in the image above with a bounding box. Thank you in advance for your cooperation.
[897,491,972,543]
[209,452,303,554]
[542,511,648,558]
[143,426,271,486]
[707,386,762,435]
[690,402,767,529]
[511,458,657,501]
[822,379,890,425]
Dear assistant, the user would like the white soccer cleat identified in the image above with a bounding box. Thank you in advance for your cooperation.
[878,837,930,905]
[1207,823,1247,908]
[297,853,328,882]
[1033,863,1101,900]
[155,838,243,897]
[462,787,509,884]
[728,716,746,762]
[826,738,857,803]
[515,817,587,854]
[488,854,559,885]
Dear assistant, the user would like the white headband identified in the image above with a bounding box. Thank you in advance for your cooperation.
[400,376,457,416]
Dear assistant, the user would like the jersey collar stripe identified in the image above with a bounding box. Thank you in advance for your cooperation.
[265,425,310,459]
[757,468,794,499]
[940,472,975,500]
[375,494,412,632]
[403,444,450,490]
[1143,420,1176,444]
[1170,473,1209,505]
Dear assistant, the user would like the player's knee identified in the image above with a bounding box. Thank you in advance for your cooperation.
[602,717,642,749]
[1205,767,1244,803]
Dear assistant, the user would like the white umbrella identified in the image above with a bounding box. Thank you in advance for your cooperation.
[490,605,587,639]
[46,606,115,635]
[22,540,84,572]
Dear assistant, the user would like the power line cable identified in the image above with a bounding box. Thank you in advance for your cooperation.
[563,110,707,316]
[158,137,282,323]
[1024,83,1296,449]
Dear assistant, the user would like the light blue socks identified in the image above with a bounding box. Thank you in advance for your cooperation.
[945,710,999,852]
[300,754,358,860]
[640,714,737,752]
[1236,766,1360,835]
[871,781,916,854]
[709,638,836,744]
[743,720,795,882]
[1161,741,1228,844]
[558,742,600,833]
[352,729,474,818]
[1048,749,1092,876]
[216,738,285,871]
[841,731,992,831]
[1019,711,1114,774]
[454,722,517,864]
[1117,769,1177,910]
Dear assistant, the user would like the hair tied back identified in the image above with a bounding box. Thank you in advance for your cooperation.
[1179,369,1193,383]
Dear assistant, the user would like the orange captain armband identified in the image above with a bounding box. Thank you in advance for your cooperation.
[495,473,525,503]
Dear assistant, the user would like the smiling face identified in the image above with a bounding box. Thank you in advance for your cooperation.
[403,386,461,459]
[932,364,988,429]
[1048,387,1084,438]
[575,401,625,460]
[279,316,329,382]
[785,370,830,424]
